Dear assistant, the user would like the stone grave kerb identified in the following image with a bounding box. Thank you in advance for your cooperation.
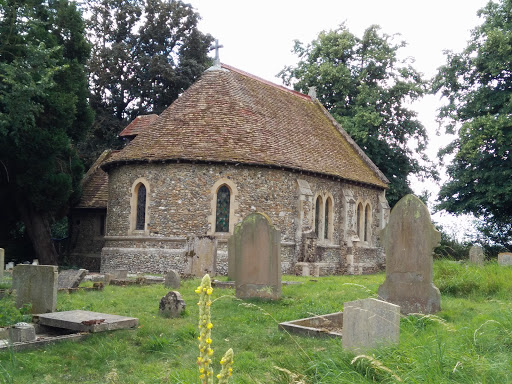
[234,212,281,300]
[378,194,441,314]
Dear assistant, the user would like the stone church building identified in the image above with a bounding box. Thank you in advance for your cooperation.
[70,62,390,276]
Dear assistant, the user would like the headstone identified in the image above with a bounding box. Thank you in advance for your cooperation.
[113,269,128,279]
[104,273,114,285]
[233,212,281,300]
[227,235,236,281]
[0,248,4,280]
[6,262,14,271]
[498,252,512,266]
[32,259,39,265]
[12,265,58,313]
[159,291,186,318]
[469,245,484,265]
[164,270,180,289]
[342,298,400,352]
[58,269,88,289]
[378,194,441,314]
[8,322,36,343]
[184,236,217,277]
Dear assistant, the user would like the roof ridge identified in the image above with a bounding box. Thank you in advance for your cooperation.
[220,63,311,101]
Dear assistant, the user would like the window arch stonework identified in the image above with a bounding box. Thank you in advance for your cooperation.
[130,178,150,235]
[313,192,334,243]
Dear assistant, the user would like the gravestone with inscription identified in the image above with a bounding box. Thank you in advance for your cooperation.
[233,213,281,300]
[378,194,441,314]
[12,265,58,313]
[185,236,217,277]
[469,245,484,265]
[342,298,400,352]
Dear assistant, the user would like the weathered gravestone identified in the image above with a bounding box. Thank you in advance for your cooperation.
[12,265,58,313]
[58,269,88,289]
[185,236,217,277]
[227,235,236,281]
[113,269,128,279]
[378,194,441,314]
[233,213,281,300]
[0,248,4,280]
[164,270,180,289]
[159,291,186,318]
[498,252,512,266]
[469,245,484,265]
[342,298,400,352]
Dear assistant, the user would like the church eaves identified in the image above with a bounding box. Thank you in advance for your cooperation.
[103,64,389,189]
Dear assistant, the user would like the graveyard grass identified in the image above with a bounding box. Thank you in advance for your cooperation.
[1,260,512,383]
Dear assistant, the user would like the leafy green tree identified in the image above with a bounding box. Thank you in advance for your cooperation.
[279,25,434,207]
[82,0,214,166]
[433,0,512,248]
[0,0,93,265]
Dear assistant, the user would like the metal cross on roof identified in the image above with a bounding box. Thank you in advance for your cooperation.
[213,39,223,66]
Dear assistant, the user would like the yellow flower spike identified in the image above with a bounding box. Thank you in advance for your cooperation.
[195,288,201,294]
[207,301,211,306]
[217,374,221,379]
[206,338,212,344]
[208,348,213,356]
[199,374,204,379]
[206,288,213,295]
[207,323,213,329]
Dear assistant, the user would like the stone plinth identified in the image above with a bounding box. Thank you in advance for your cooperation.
[342,298,400,352]
[233,213,281,300]
[469,245,484,265]
[34,310,138,333]
[12,265,58,314]
[378,194,441,314]
[9,323,36,343]
[498,252,512,266]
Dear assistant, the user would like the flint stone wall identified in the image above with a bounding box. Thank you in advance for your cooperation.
[101,162,386,275]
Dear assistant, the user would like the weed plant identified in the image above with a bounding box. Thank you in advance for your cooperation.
[0,261,511,383]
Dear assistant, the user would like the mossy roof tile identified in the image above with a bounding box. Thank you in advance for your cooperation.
[104,64,388,189]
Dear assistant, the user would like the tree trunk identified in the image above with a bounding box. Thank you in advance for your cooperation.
[15,196,58,265]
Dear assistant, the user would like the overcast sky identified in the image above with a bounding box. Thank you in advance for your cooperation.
[187,0,491,237]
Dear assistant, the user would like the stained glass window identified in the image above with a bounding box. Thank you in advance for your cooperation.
[136,184,146,230]
[324,198,331,240]
[215,185,230,232]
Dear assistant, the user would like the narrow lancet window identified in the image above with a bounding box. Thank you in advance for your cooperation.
[324,197,331,240]
[357,203,363,238]
[136,184,146,230]
[365,204,371,242]
[215,185,230,232]
[315,196,322,236]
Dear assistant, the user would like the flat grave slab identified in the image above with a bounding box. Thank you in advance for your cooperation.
[34,310,138,333]
[279,312,343,338]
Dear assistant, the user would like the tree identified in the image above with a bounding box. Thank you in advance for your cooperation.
[433,0,512,248]
[82,0,214,167]
[0,0,93,264]
[279,25,434,207]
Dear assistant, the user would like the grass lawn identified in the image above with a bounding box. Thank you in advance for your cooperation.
[1,260,512,383]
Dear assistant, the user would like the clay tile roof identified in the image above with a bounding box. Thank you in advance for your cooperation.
[76,150,116,209]
[119,114,159,138]
[104,64,389,189]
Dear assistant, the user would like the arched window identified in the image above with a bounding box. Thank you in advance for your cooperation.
[130,178,150,234]
[215,185,230,232]
[135,183,146,230]
[324,197,332,240]
[364,204,371,242]
[357,202,364,239]
[315,196,323,237]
